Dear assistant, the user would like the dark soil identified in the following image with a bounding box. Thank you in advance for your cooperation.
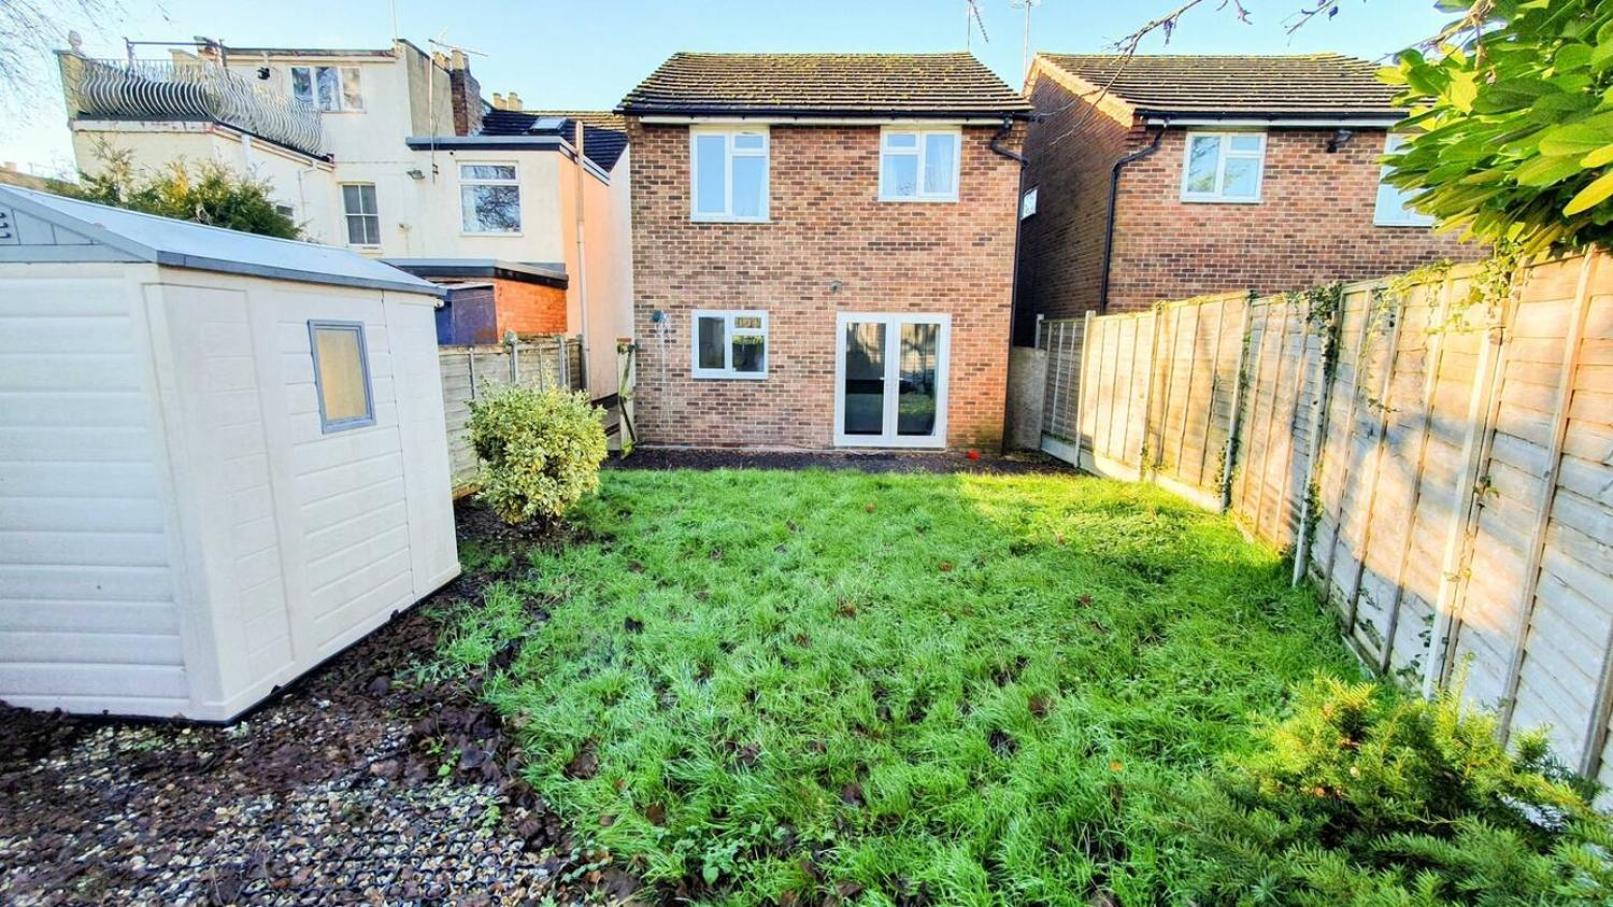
[0,501,640,907]
[609,447,1069,475]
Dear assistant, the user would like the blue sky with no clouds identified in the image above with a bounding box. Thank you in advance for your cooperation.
[2,0,1458,174]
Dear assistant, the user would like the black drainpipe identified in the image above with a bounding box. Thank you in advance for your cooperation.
[1098,120,1167,313]
[993,111,1039,349]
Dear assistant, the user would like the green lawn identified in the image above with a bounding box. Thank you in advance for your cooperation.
[440,468,1360,904]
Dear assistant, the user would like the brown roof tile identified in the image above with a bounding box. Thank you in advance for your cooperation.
[1038,53,1401,118]
[619,52,1031,117]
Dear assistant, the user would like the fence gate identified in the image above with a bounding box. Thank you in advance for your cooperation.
[1036,317,1086,465]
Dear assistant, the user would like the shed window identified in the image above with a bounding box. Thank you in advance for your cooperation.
[1374,133,1436,227]
[341,183,380,245]
[880,128,960,202]
[692,310,767,379]
[1181,132,1265,203]
[460,163,522,234]
[290,65,363,112]
[691,128,769,222]
[309,321,375,432]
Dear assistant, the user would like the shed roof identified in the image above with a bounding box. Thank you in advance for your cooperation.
[0,186,444,297]
[619,52,1031,117]
[1036,53,1401,119]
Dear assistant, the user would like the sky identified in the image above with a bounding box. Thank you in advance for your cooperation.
[1,0,1458,176]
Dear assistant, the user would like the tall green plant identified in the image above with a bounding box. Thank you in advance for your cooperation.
[1381,0,1613,254]
[68,145,300,239]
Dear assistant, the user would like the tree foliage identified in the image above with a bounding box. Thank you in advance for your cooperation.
[1383,0,1613,253]
[1153,677,1613,904]
[67,146,300,239]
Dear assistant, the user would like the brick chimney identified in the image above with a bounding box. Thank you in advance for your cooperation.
[448,49,483,136]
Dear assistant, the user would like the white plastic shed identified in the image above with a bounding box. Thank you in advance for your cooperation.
[0,186,460,721]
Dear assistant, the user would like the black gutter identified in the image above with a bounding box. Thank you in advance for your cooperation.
[988,112,1034,164]
[613,106,1033,118]
[1098,121,1167,314]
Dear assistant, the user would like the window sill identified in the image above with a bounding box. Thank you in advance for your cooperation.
[1373,220,1436,229]
[690,215,771,224]
[878,195,959,204]
[1180,195,1263,205]
[692,370,769,381]
[459,231,525,238]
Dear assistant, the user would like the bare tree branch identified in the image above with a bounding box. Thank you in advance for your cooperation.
[0,0,144,113]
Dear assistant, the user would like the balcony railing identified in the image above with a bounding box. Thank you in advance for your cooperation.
[73,58,325,158]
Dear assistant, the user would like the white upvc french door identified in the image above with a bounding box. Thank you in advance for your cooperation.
[833,312,951,448]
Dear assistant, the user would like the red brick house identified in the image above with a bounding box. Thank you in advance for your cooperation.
[1015,53,1475,332]
[618,53,1030,450]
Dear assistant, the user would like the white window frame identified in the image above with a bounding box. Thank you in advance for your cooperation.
[459,162,522,235]
[1020,186,1038,219]
[878,127,962,203]
[289,65,363,112]
[689,126,770,223]
[691,310,769,379]
[1180,131,1267,204]
[340,182,380,247]
[1374,133,1436,228]
[307,320,376,433]
[832,312,951,449]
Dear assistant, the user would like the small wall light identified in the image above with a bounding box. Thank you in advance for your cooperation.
[1326,129,1355,153]
[405,168,425,180]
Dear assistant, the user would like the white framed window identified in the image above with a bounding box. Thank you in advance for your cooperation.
[308,321,375,433]
[691,310,768,379]
[690,127,769,222]
[290,65,363,112]
[1374,133,1436,228]
[340,183,380,246]
[879,128,961,202]
[459,163,522,234]
[1181,132,1266,203]
[1020,186,1038,219]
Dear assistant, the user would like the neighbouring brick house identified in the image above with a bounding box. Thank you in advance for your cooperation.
[1015,53,1476,332]
[619,53,1030,450]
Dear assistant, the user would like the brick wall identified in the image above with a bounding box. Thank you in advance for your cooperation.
[1014,73,1480,324]
[1013,71,1135,339]
[1107,128,1477,312]
[493,278,567,336]
[449,51,483,137]
[626,121,1024,450]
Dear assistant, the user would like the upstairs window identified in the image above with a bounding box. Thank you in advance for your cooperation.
[880,128,960,201]
[341,183,380,246]
[290,65,363,112]
[308,321,375,433]
[460,163,522,234]
[691,128,769,222]
[1375,133,1437,228]
[1181,132,1265,203]
[692,310,768,379]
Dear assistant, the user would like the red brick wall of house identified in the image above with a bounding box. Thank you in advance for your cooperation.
[1014,72,1479,325]
[1013,73,1136,340]
[1106,127,1476,312]
[493,278,568,336]
[626,121,1025,450]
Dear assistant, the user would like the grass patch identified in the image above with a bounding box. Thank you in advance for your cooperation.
[439,468,1360,903]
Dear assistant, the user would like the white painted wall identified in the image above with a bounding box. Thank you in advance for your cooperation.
[0,262,458,720]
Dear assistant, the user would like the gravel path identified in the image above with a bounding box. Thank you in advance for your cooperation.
[0,509,640,906]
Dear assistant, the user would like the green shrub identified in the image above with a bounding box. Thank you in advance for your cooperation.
[468,384,606,525]
[69,144,300,239]
[1153,677,1612,904]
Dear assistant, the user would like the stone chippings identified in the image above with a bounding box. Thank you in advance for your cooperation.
[0,539,641,906]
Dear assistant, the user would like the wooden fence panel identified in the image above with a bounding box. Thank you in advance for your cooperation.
[1037,252,1613,777]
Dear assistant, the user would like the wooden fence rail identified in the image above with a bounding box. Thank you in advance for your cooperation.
[1034,252,1613,785]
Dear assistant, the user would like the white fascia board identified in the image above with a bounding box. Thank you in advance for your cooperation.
[638,115,1005,126]
[1144,116,1402,128]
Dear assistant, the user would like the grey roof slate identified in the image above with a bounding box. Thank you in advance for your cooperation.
[1038,53,1402,118]
[619,52,1031,117]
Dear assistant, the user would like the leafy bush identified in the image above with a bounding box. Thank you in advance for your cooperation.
[1152,677,1613,904]
[468,384,606,525]
[68,145,300,239]
[1383,0,1613,253]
